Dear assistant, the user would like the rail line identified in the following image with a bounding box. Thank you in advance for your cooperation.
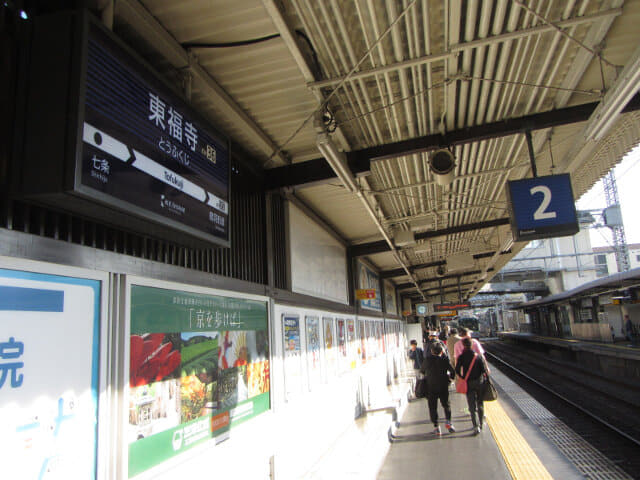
[485,348,640,449]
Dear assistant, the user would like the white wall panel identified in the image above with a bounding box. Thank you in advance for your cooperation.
[289,203,348,304]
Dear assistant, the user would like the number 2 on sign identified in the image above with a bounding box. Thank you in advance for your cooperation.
[530,185,557,220]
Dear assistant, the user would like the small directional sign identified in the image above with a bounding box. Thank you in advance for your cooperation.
[507,174,579,242]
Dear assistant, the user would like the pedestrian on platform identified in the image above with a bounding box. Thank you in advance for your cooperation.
[425,331,448,359]
[610,325,615,343]
[408,339,424,374]
[455,337,489,434]
[625,315,633,342]
[454,327,485,361]
[438,325,450,344]
[421,342,456,435]
[447,328,461,367]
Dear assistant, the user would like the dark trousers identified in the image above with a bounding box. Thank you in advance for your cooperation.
[466,378,485,428]
[427,387,451,427]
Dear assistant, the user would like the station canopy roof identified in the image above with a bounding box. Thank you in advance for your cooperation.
[107,0,640,303]
[516,266,640,308]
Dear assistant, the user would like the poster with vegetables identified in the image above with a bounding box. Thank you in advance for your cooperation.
[128,285,269,478]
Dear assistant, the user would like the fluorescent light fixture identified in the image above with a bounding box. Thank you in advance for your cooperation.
[583,44,640,141]
[316,133,358,193]
[394,230,415,247]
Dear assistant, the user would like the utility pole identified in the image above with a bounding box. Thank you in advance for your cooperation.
[602,170,630,272]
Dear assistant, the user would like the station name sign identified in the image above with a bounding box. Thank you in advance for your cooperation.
[20,12,230,247]
[507,174,578,242]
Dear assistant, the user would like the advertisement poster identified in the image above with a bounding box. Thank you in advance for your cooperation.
[305,316,322,390]
[384,280,398,315]
[358,320,367,363]
[358,262,381,311]
[283,315,302,397]
[346,319,357,369]
[0,268,101,480]
[377,322,386,354]
[367,321,378,358]
[322,317,336,381]
[128,285,269,477]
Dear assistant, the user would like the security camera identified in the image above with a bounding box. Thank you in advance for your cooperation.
[435,265,446,277]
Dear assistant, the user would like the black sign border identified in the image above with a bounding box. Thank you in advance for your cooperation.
[67,11,231,247]
[506,173,579,243]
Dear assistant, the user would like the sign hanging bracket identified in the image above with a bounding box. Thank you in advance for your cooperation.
[525,130,538,178]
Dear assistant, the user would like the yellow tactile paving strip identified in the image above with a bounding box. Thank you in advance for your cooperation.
[485,400,554,480]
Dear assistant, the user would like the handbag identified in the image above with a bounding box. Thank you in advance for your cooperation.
[415,377,427,398]
[455,353,477,394]
[482,375,498,401]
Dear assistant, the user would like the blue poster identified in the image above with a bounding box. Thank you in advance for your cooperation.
[0,268,101,479]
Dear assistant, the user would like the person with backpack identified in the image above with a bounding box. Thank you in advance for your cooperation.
[455,337,489,434]
[421,342,456,435]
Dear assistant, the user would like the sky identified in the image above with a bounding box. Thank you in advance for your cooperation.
[575,144,640,248]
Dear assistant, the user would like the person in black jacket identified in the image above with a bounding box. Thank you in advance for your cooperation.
[408,339,424,372]
[421,342,456,435]
[424,332,449,359]
[455,337,488,434]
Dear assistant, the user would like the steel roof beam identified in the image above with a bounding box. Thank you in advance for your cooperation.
[380,250,502,278]
[396,269,488,290]
[264,94,640,189]
[349,217,510,257]
[348,94,640,163]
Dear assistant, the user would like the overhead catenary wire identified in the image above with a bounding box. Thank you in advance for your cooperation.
[511,0,619,70]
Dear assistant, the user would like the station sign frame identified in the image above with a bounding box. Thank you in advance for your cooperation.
[507,174,579,242]
[19,11,230,247]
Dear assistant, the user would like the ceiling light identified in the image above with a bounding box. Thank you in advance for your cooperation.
[583,44,640,141]
[316,133,357,193]
[394,230,415,247]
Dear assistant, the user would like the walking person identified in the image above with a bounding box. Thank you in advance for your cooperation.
[625,315,633,342]
[447,328,461,367]
[408,339,424,374]
[421,342,456,435]
[438,325,450,344]
[455,337,489,434]
[425,331,449,359]
[454,326,485,361]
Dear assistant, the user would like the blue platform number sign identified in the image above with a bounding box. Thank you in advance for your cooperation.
[507,174,579,242]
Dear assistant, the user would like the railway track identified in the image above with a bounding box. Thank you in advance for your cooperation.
[484,341,640,479]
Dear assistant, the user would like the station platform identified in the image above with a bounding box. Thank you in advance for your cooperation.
[303,362,632,480]
[500,332,640,357]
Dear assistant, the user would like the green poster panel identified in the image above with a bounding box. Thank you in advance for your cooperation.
[128,285,270,478]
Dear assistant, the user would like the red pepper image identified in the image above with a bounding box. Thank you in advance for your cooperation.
[130,333,181,387]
